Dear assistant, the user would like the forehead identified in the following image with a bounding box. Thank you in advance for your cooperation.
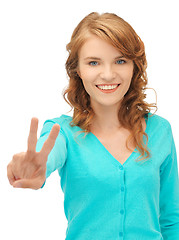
[78,35,122,58]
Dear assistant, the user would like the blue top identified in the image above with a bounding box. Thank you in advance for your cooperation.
[36,112,179,240]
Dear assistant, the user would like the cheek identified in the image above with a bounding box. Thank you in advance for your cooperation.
[120,71,133,84]
[123,65,134,83]
[119,66,133,92]
[80,68,97,84]
[79,70,93,93]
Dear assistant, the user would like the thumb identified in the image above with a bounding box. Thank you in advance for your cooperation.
[13,178,44,190]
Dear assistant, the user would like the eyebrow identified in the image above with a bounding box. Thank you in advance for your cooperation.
[84,55,125,60]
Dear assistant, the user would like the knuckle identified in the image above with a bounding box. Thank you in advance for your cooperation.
[12,153,21,161]
[7,166,11,174]
[7,161,11,168]
[12,152,26,163]
[12,153,17,160]
[26,150,35,159]
[7,161,14,173]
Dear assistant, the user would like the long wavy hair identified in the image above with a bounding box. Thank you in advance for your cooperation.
[63,12,157,162]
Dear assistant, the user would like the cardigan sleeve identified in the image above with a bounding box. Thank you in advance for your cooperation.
[159,125,179,240]
[35,119,67,187]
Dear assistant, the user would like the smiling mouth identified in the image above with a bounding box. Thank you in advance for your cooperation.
[96,84,120,90]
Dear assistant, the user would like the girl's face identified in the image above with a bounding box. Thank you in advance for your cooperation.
[78,35,134,110]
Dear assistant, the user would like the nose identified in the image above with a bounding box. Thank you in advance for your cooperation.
[99,65,116,81]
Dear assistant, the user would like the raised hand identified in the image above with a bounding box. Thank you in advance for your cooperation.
[7,118,60,189]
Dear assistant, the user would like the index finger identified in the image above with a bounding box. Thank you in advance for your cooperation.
[40,123,61,158]
[27,117,39,153]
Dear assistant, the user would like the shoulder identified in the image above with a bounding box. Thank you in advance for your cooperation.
[40,114,73,136]
[42,114,72,127]
[41,114,84,139]
[146,112,174,142]
[51,114,73,126]
[147,112,172,130]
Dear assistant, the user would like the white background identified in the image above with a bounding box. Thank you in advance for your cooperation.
[0,0,178,239]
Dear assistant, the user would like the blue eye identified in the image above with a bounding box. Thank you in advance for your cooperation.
[89,61,98,66]
[116,59,126,64]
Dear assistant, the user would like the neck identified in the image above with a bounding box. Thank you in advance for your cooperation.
[90,102,122,134]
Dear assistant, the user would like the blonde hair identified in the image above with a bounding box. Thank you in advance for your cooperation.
[63,12,157,162]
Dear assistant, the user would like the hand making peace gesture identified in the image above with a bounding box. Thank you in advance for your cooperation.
[7,118,60,189]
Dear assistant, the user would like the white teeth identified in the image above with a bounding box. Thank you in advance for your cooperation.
[97,84,118,90]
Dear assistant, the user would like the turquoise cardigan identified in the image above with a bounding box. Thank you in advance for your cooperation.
[36,112,179,240]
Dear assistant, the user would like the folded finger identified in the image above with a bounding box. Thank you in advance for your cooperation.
[7,164,16,186]
[13,178,44,190]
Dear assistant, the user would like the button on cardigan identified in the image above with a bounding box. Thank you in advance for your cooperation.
[36,113,179,240]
